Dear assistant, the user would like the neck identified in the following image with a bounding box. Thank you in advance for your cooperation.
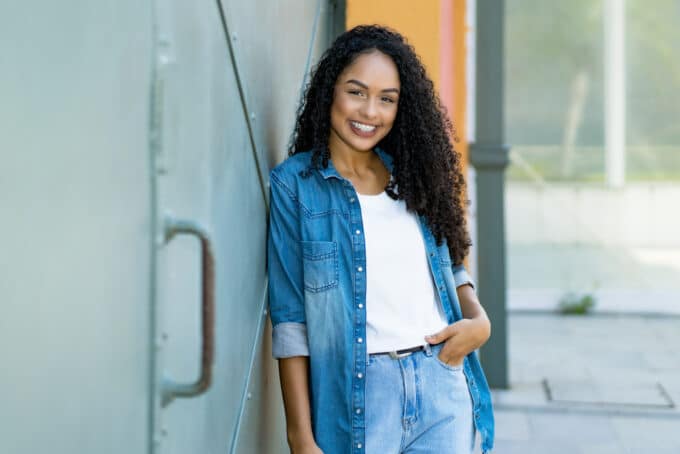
[328,136,380,177]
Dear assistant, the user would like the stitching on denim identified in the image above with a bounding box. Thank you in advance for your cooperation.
[303,251,336,260]
[301,241,337,259]
[301,241,339,292]
[304,280,339,293]
[272,172,349,220]
[306,209,349,220]
[270,171,312,217]
[434,353,465,372]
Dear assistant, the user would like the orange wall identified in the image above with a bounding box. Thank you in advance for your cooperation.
[346,0,469,165]
[347,0,442,88]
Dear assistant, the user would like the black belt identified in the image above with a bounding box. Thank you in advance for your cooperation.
[370,345,428,359]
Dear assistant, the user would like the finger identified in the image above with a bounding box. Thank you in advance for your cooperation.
[425,324,454,344]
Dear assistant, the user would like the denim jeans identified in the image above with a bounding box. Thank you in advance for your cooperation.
[365,343,475,453]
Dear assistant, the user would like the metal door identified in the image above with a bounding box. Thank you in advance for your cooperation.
[151,1,338,453]
[0,0,339,452]
[0,1,154,453]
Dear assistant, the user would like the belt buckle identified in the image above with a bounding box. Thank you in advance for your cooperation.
[388,350,413,360]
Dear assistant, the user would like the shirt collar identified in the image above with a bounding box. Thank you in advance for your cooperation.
[318,147,394,180]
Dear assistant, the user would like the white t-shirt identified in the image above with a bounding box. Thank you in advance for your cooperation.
[357,191,449,354]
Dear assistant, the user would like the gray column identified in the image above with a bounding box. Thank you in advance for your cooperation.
[469,0,509,389]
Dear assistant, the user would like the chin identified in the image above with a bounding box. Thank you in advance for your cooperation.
[343,132,384,152]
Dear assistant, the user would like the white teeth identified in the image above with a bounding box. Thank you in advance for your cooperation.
[351,121,376,132]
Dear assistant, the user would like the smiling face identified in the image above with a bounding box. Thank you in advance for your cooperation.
[328,50,400,156]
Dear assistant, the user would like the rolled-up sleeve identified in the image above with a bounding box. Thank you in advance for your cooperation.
[267,171,309,358]
[452,263,476,290]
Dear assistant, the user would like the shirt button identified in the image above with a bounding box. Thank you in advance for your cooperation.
[358,303,364,309]
[349,197,356,203]
[355,408,362,414]
[357,443,363,449]
[357,372,363,379]
[355,229,361,235]
[357,266,363,272]
[357,337,363,343]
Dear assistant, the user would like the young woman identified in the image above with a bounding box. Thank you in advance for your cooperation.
[268,25,495,454]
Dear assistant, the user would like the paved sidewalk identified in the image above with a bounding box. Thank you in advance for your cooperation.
[487,313,680,453]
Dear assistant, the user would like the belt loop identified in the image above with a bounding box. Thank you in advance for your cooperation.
[424,343,432,357]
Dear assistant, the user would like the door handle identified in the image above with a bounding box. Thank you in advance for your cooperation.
[161,214,216,406]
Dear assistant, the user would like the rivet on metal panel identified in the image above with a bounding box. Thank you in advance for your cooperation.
[250,112,256,122]
[247,392,252,400]
[263,308,268,316]
[231,32,238,41]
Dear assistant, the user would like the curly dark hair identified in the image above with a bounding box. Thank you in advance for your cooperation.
[289,24,471,264]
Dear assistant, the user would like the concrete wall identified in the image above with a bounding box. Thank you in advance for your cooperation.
[507,183,680,248]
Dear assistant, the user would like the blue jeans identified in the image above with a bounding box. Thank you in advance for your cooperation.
[366,343,475,453]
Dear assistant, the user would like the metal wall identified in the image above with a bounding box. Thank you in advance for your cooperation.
[0,1,340,453]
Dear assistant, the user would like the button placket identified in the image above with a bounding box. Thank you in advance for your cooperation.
[347,182,367,444]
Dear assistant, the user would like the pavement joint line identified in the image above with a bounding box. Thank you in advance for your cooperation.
[543,378,676,409]
[507,309,680,319]
[493,403,680,419]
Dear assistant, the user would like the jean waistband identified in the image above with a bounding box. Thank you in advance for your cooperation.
[369,343,434,359]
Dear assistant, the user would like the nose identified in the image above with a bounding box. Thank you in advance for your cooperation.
[359,97,378,120]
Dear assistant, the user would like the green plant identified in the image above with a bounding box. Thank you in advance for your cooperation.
[558,292,596,315]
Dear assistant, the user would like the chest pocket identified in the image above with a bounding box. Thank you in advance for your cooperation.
[301,240,339,293]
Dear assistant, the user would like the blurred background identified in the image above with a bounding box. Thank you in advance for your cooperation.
[1,0,678,453]
[505,0,680,316]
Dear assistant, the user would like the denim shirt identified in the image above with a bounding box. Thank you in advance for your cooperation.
[267,148,495,453]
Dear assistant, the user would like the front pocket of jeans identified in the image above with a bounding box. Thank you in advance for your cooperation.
[301,240,339,293]
[434,353,464,372]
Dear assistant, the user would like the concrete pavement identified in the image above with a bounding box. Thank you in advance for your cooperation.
[485,312,680,453]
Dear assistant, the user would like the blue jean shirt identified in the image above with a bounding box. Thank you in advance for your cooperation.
[268,148,495,453]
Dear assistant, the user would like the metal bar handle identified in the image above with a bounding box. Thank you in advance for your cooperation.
[161,215,216,406]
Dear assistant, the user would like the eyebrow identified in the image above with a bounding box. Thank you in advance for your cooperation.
[345,79,400,94]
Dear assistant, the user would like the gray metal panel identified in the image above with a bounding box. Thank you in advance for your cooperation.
[220,0,332,168]
[151,1,337,453]
[0,2,153,453]
[0,1,339,452]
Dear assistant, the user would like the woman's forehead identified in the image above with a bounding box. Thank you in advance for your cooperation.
[339,51,400,89]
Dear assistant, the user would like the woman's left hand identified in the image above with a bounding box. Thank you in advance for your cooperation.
[425,317,491,367]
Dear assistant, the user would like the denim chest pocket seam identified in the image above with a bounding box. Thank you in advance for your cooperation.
[301,240,339,293]
[304,209,349,220]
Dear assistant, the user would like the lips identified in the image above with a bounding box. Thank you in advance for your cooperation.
[349,120,378,138]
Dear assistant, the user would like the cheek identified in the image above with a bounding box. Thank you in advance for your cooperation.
[333,93,354,114]
[383,108,398,130]
[330,102,346,129]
